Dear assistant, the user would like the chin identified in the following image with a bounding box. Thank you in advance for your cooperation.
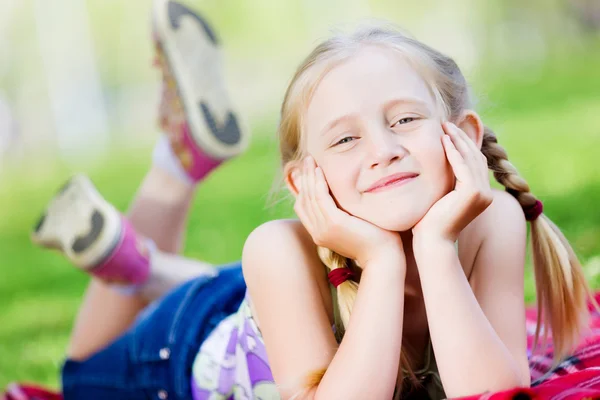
[372,217,420,232]
[355,188,447,232]
[357,209,425,232]
[337,192,439,232]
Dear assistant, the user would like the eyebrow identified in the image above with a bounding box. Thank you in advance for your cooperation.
[320,114,358,137]
[319,97,432,137]
[382,97,432,113]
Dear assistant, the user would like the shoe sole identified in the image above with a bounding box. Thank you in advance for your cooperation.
[31,175,122,270]
[152,0,249,159]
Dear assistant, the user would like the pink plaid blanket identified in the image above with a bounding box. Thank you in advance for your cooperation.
[5,294,600,400]
[459,291,600,400]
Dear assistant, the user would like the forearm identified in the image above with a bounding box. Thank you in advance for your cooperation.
[315,256,406,400]
[414,239,523,397]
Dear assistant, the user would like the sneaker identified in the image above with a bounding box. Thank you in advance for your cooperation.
[152,0,249,181]
[31,175,150,285]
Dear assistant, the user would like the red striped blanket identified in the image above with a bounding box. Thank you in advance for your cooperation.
[5,294,600,400]
[459,292,600,400]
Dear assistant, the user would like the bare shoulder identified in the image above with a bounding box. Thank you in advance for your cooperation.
[244,219,314,252]
[459,189,526,278]
[242,219,333,322]
[482,189,526,226]
[242,219,321,278]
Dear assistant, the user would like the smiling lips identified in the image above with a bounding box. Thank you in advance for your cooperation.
[365,172,419,193]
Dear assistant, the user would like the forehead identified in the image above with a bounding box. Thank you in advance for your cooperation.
[306,46,435,128]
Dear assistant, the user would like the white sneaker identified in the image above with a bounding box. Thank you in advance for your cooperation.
[31,175,122,270]
[152,0,249,163]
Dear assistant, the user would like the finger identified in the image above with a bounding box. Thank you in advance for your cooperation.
[294,199,316,235]
[300,157,319,225]
[314,166,348,220]
[304,156,316,203]
[294,159,313,224]
[444,122,475,161]
[298,157,306,195]
[442,134,472,183]
[305,158,329,229]
[444,122,487,183]
[448,122,489,183]
[447,122,488,170]
[451,122,481,154]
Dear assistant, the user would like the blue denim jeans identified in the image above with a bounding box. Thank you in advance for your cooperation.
[62,263,246,400]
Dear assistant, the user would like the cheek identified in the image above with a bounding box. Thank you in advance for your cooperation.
[320,161,360,212]
[411,130,454,197]
[425,144,454,197]
[321,163,350,199]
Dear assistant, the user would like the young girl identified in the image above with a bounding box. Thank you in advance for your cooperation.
[11,2,595,400]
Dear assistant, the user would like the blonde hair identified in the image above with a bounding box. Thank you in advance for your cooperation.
[277,23,594,395]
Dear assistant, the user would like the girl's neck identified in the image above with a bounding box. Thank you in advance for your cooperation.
[400,231,422,298]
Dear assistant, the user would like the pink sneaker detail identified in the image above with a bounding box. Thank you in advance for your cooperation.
[90,218,151,285]
[173,122,222,181]
[154,42,222,183]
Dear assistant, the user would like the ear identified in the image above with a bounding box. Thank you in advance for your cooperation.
[455,110,484,149]
[283,160,303,197]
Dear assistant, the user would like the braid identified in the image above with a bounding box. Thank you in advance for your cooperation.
[481,125,593,363]
[481,127,537,208]
[317,246,358,333]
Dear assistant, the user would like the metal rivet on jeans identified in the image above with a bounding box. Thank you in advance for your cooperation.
[158,389,168,399]
[159,348,171,360]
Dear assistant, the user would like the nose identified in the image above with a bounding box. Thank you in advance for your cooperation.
[366,127,406,169]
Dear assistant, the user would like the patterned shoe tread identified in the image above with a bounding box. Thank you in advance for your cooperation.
[71,210,104,254]
[168,1,218,45]
[200,102,241,145]
[34,213,46,234]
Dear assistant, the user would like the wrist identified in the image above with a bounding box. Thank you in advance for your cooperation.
[413,234,456,260]
[360,247,406,275]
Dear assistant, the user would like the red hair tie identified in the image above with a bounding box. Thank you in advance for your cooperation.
[524,200,544,221]
[328,268,355,288]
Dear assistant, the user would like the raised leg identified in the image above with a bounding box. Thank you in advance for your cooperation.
[31,0,249,361]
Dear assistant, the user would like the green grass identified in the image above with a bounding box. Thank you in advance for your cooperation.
[1,52,599,389]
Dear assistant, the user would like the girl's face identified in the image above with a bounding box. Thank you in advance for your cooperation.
[303,46,454,231]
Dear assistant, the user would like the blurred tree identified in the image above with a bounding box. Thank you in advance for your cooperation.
[569,0,600,30]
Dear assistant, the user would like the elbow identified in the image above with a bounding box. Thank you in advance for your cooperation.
[487,364,531,393]
[445,363,530,398]
[517,359,531,388]
[281,386,317,400]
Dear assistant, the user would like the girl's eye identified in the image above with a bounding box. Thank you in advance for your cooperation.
[392,117,415,127]
[334,136,355,146]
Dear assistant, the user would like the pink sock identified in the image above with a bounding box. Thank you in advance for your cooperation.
[90,217,152,285]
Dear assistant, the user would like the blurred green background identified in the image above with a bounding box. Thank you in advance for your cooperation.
[0,0,599,390]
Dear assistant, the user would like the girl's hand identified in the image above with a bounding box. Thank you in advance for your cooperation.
[294,156,404,268]
[412,122,493,244]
